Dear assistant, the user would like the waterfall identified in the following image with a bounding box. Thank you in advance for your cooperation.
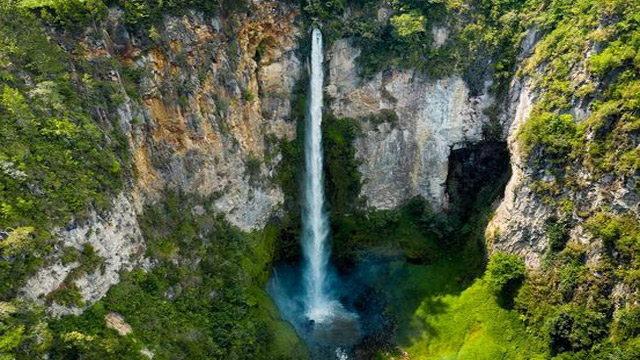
[267,28,361,358]
[302,27,334,323]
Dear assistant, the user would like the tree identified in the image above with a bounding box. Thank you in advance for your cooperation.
[390,12,426,38]
[485,252,525,299]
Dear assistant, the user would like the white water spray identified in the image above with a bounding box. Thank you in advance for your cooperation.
[302,28,335,323]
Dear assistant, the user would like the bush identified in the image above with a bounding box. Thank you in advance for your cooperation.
[545,215,573,253]
[547,306,608,354]
[485,252,526,299]
[518,112,579,161]
[589,41,637,76]
[612,305,640,342]
[558,262,586,301]
[390,12,426,37]
[585,213,639,287]
[362,109,399,128]
[322,115,363,215]
[20,0,107,31]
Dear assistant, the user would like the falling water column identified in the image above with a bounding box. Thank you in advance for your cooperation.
[303,27,333,323]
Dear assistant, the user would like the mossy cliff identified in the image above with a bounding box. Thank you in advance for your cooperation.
[0,0,638,359]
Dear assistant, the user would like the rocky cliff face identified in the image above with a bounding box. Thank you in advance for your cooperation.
[328,28,637,277]
[489,77,639,269]
[22,0,302,313]
[21,194,146,315]
[22,1,637,315]
[327,39,495,210]
[111,1,301,231]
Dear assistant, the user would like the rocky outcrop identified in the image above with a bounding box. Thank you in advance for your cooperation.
[21,0,303,312]
[327,32,638,272]
[21,194,146,315]
[327,39,494,210]
[105,312,133,336]
[488,59,639,268]
[484,78,551,267]
[102,1,301,231]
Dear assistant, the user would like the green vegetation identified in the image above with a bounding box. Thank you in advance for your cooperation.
[304,0,526,99]
[505,5,640,357]
[244,154,263,184]
[585,213,640,289]
[0,190,308,359]
[0,0,124,297]
[19,0,251,31]
[376,261,547,359]
[41,191,306,359]
[390,11,426,38]
[485,252,525,298]
[0,299,53,359]
[517,0,639,178]
[19,0,106,32]
[0,1,637,359]
[374,241,637,359]
[322,115,365,216]
[512,239,640,359]
[302,0,638,185]
[518,113,578,163]
[361,109,399,128]
[545,215,573,254]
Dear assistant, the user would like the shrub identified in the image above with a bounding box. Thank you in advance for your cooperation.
[485,252,526,298]
[547,306,608,354]
[611,305,640,342]
[322,115,363,215]
[585,214,639,252]
[545,215,573,253]
[46,282,84,308]
[515,271,563,327]
[589,41,637,76]
[362,109,399,128]
[242,89,256,102]
[390,12,426,37]
[518,112,579,161]
[20,0,107,31]
[558,262,586,301]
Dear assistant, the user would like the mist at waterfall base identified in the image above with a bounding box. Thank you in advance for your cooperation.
[268,259,396,358]
[266,28,387,359]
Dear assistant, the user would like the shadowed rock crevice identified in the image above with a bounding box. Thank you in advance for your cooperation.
[446,141,511,220]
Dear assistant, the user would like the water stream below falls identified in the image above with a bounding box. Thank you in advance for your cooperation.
[268,28,360,359]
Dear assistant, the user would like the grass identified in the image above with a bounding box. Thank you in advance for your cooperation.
[373,258,547,359]
[249,287,309,359]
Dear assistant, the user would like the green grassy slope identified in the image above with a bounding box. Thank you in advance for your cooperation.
[373,259,546,359]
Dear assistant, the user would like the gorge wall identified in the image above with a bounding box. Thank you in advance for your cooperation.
[4,1,637,349]
[18,0,303,313]
[327,39,495,210]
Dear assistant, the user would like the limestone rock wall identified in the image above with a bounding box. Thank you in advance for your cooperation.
[488,76,640,268]
[21,0,302,313]
[21,194,146,315]
[105,0,301,231]
[327,39,494,210]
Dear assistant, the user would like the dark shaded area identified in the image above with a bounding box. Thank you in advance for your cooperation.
[322,114,365,217]
[446,141,511,220]
[462,53,492,97]
[349,288,397,359]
